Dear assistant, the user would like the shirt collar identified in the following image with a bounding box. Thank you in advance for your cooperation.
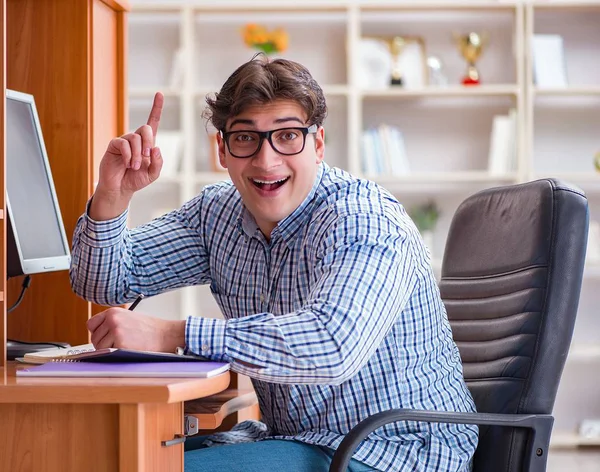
[236,163,328,248]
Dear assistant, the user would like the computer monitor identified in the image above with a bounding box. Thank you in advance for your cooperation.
[5,89,72,359]
[5,89,71,277]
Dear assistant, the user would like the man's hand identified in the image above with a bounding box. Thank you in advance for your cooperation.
[87,307,186,353]
[90,92,165,220]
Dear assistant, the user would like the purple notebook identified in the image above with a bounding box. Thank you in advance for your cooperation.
[16,361,230,378]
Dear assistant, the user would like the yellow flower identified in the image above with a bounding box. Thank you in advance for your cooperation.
[271,29,289,53]
[253,33,269,45]
[241,23,289,54]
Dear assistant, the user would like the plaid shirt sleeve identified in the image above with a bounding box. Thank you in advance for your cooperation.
[70,194,211,306]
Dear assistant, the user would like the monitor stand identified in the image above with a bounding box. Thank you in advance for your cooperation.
[7,340,71,360]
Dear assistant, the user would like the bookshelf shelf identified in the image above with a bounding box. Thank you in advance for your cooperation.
[128,87,182,98]
[371,171,517,184]
[584,261,600,278]
[533,174,600,196]
[195,84,351,99]
[534,172,600,182]
[194,172,230,185]
[566,343,600,361]
[358,1,519,12]
[360,85,519,98]
[534,86,600,96]
[193,1,348,12]
[531,0,600,11]
[368,172,518,195]
[194,11,347,23]
[550,433,600,448]
[322,85,352,96]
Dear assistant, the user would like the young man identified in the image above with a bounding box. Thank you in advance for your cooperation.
[70,56,478,471]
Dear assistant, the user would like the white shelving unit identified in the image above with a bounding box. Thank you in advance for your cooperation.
[126,0,600,449]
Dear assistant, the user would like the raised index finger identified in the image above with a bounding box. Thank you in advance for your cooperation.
[147,92,164,138]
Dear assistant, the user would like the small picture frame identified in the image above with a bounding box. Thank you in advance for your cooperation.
[532,34,568,88]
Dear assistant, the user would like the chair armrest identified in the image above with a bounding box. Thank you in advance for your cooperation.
[329,409,554,472]
[184,389,258,430]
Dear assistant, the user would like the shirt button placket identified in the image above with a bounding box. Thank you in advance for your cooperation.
[262,243,271,312]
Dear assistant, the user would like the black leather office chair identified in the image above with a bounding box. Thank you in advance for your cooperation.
[330,179,589,472]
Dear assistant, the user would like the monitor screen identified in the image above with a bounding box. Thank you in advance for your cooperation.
[5,90,71,277]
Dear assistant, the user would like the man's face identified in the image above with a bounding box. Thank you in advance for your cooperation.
[217,100,325,238]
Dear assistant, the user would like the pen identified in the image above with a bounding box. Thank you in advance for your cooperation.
[128,295,144,311]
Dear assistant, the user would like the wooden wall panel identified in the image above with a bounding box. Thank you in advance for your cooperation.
[6,0,92,346]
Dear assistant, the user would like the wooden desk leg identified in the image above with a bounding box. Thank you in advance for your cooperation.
[119,403,184,472]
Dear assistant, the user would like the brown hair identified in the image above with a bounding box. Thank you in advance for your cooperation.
[203,54,327,131]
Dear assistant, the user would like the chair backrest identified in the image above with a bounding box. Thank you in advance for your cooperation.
[440,179,588,472]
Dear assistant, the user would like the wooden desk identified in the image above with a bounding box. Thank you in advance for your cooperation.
[0,362,230,472]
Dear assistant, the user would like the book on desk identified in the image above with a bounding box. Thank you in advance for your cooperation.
[16,343,230,378]
[16,361,230,378]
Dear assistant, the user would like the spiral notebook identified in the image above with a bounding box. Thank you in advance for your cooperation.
[16,361,230,378]
[21,343,207,365]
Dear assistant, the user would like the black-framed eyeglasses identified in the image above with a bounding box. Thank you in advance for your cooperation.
[221,124,318,159]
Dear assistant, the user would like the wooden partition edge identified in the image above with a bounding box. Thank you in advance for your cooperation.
[101,0,130,12]
[0,0,5,368]
[117,9,128,134]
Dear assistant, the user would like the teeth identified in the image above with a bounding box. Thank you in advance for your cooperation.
[252,177,287,185]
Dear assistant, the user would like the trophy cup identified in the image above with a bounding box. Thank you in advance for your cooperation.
[389,36,406,86]
[454,32,488,85]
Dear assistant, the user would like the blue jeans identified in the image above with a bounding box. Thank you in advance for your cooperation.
[184,436,378,472]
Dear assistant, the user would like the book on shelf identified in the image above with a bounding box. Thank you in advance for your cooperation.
[16,361,230,378]
[21,343,209,365]
[488,108,517,176]
[361,125,410,177]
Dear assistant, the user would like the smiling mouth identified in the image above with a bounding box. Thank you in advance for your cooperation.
[251,177,290,191]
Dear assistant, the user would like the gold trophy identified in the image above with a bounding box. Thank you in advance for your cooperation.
[390,36,406,86]
[454,32,488,85]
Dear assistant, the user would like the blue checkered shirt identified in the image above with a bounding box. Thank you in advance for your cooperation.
[71,163,478,471]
